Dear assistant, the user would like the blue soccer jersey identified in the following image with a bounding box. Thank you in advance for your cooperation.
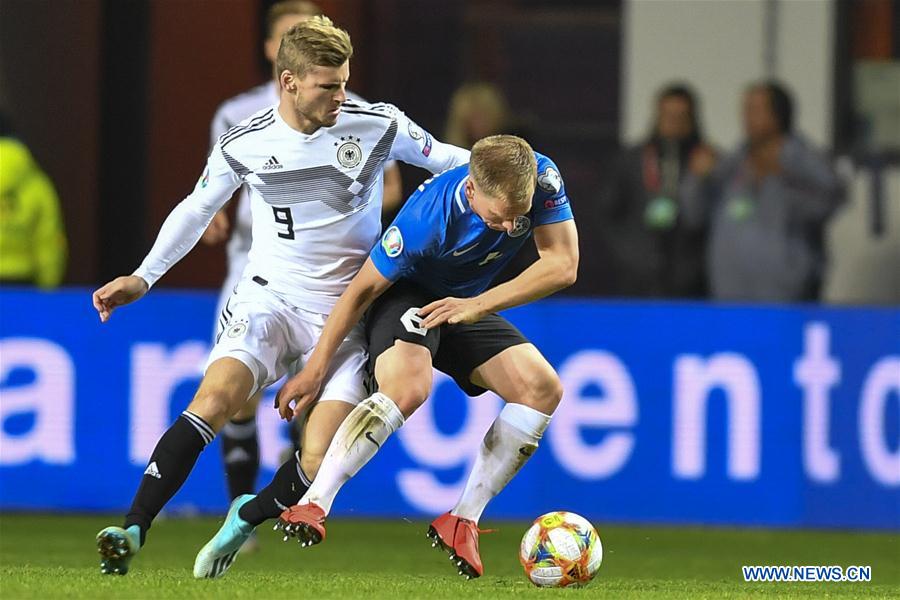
[370,152,574,298]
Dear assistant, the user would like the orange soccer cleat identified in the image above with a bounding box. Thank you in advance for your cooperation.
[275,502,327,548]
[427,512,493,579]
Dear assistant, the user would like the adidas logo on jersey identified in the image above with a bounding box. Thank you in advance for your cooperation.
[144,461,162,479]
[261,156,283,170]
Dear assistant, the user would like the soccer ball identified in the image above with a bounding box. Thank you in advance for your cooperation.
[519,511,603,587]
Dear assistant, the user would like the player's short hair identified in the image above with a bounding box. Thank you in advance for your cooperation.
[470,135,537,210]
[266,1,321,39]
[275,15,353,78]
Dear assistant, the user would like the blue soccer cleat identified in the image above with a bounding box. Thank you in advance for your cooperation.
[96,524,141,575]
[193,494,256,579]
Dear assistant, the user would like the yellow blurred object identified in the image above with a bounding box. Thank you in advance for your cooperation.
[0,138,67,287]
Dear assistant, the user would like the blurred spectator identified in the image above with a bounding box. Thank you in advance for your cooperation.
[681,81,845,302]
[601,84,712,297]
[0,131,67,288]
[444,82,515,149]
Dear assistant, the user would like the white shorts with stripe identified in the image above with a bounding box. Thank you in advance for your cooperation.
[207,278,368,404]
[211,252,248,344]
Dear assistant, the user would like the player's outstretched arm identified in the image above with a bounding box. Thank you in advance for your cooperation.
[199,210,230,246]
[92,149,239,323]
[131,142,242,288]
[420,220,579,329]
[91,275,149,323]
[388,107,470,174]
[276,259,393,420]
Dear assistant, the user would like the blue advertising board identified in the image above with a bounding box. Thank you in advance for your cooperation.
[0,288,897,529]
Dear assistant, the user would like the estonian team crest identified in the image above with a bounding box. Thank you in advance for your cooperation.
[508,215,531,238]
[382,226,404,257]
[337,136,362,168]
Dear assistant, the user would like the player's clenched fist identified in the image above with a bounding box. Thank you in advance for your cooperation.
[275,369,322,421]
[92,275,149,323]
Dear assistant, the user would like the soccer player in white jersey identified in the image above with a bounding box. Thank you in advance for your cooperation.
[90,16,469,577]
[202,0,403,531]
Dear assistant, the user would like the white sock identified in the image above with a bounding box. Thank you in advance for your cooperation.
[451,403,552,523]
[300,392,404,514]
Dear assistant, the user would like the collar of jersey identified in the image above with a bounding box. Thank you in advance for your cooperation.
[273,105,327,141]
[454,176,469,213]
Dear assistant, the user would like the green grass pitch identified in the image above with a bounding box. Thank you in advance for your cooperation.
[0,514,897,599]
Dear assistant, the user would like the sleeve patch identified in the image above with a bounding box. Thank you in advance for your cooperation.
[382,226,404,257]
[537,166,563,193]
[544,196,568,209]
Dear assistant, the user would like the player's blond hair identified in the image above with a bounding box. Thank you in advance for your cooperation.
[275,15,353,77]
[265,1,321,39]
[470,135,537,209]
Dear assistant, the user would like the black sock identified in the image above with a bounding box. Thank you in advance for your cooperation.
[124,410,213,545]
[289,419,302,453]
[221,415,259,499]
[238,451,311,527]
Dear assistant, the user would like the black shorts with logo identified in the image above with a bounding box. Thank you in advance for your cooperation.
[366,280,529,396]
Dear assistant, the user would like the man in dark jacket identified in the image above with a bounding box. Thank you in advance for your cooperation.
[681,81,844,302]
[602,84,713,298]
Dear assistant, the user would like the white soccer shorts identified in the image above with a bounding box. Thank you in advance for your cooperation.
[207,279,368,404]
[211,252,248,343]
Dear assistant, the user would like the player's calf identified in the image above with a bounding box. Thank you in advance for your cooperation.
[221,415,260,500]
[276,393,406,548]
[186,357,256,431]
[373,341,433,417]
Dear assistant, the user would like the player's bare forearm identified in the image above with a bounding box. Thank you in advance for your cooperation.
[305,259,392,379]
[419,254,576,329]
[418,221,579,329]
[475,220,579,314]
[476,254,576,313]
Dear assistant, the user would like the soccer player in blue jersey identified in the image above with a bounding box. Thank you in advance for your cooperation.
[197,134,577,579]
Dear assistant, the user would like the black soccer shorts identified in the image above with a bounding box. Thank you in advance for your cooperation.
[366,280,529,396]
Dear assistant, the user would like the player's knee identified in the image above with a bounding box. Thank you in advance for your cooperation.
[231,399,258,421]
[374,349,432,418]
[394,386,429,419]
[188,388,242,432]
[386,385,429,418]
[299,450,323,481]
[522,370,564,415]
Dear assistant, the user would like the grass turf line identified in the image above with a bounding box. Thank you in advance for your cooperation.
[0,514,897,599]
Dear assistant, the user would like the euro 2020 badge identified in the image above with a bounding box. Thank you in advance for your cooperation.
[382,226,404,257]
